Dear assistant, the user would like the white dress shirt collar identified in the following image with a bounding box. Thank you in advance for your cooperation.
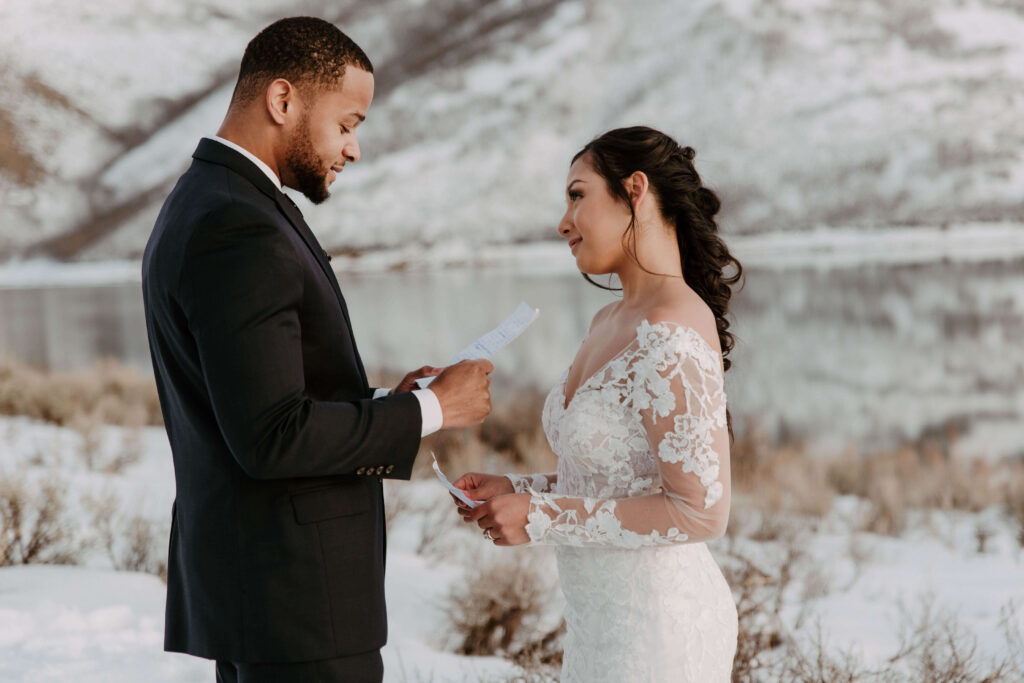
[208,136,282,190]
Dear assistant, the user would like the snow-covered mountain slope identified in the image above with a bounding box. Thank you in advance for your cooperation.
[1,0,1022,261]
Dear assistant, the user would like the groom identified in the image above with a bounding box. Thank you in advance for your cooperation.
[142,17,492,682]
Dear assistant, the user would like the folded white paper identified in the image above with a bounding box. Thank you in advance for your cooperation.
[431,452,480,508]
[416,301,540,389]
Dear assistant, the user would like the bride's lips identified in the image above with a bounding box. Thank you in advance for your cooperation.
[569,237,582,254]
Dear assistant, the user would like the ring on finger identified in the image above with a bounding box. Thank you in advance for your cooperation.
[483,528,493,541]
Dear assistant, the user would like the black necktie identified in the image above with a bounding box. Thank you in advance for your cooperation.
[281,192,332,262]
[281,192,303,217]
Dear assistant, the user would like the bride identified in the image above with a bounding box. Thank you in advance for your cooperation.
[452,126,743,681]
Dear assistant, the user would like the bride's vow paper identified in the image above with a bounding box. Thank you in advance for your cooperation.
[415,301,540,389]
[431,452,480,508]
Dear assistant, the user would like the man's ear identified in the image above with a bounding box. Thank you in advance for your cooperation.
[266,78,295,125]
[626,171,650,210]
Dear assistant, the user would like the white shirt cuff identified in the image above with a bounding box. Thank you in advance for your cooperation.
[372,387,391,399]
[412,388,443,437]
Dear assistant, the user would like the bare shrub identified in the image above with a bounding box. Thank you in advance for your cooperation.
[508,620,565,680]
[70,411,103,470]
[861,474,906,536]
[747,511,791,543]
[725,520,841,681]
[799,560,832,603]
[104,426,145,474]
[1006,474,1024,549]
[726,551,784,682]
[0,471,82,566]
[768,593,1024,682]
[778,594,1024,682]
[444,552,562,675]
[382,480,410,527]
[974,522,993,554]
[118,515,167,581]
[69,413,145,473]
[83,489,167,580]
[845,532,876,586]
[777,620,868,682]
[0,356,161,427]
[417,502,460,557]
[883,594,1024,682]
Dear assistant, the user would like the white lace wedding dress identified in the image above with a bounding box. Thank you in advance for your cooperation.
[507,319,738,682]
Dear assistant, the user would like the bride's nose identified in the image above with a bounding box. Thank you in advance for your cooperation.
[557,211,573,238]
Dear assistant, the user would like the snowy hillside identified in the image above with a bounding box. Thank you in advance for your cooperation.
[0,0,1022,261]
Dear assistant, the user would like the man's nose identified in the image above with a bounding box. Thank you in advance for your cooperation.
[344,137,361,163]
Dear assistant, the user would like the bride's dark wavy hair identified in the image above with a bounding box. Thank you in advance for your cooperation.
[573,126,744,406]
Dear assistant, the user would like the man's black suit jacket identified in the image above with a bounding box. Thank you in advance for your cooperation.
[142,138,422,663]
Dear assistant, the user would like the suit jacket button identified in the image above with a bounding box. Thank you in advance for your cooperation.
[356,467,365,475]
[385,465,394,474]
[375,465,385,475]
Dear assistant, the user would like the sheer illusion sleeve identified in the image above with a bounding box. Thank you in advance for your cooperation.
[524,321,731,548]
[505,473,557,494]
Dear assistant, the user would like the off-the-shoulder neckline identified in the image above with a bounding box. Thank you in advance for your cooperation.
[560,319,721,411]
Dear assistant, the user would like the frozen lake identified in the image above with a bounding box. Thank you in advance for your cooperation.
[0,258,1021,459]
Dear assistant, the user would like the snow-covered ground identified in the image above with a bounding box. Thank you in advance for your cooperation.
[0,415,1021,681]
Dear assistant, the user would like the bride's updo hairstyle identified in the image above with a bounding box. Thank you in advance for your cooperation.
[573,126,744,374]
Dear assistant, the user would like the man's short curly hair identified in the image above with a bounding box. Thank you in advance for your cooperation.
[230,17,373,107]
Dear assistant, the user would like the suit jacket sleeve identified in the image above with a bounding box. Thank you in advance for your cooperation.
[178,206,422,480]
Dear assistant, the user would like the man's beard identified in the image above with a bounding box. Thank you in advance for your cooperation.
[284,113,331,205]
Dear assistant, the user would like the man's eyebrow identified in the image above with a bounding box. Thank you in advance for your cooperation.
[353,113,366,122]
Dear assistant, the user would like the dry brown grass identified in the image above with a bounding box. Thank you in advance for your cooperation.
[732,420,1024,538]
[0,471,83,566]
[0,356,161,427]
[443,551,563,677]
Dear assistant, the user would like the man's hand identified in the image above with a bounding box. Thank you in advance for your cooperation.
[393,366,443,394]
[429,359,493,429]
[463,492,532,546]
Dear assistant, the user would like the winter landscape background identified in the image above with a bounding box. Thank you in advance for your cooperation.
[1,0,1023,681]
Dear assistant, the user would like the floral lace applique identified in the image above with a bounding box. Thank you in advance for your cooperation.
[525,320,730,548]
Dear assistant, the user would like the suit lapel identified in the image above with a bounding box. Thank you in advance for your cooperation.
[271,193,370,392]
[192,138,370,391]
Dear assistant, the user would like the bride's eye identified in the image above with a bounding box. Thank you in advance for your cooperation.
[568,190,583,201]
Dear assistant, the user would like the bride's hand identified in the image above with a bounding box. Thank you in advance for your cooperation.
[393,365,443,393]
[465,492,532,546]
[451,472,515,511]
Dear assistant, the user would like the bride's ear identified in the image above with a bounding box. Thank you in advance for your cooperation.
[625,171,650,210]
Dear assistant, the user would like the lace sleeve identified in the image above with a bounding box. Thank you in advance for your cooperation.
[505,473,557,494]
[525,321,731,547]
